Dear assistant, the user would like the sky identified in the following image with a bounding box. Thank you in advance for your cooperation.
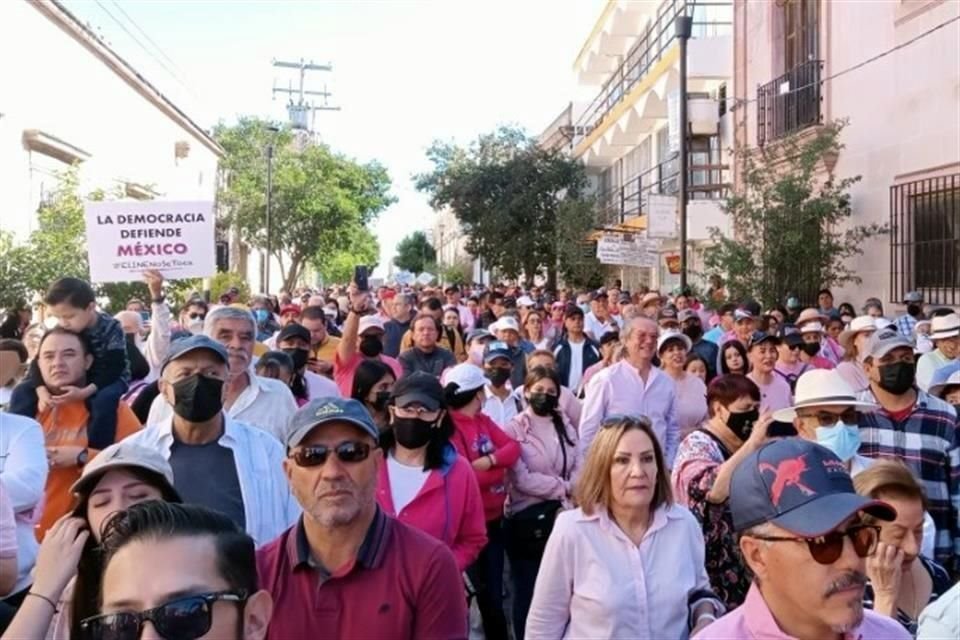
[61,0,606,277]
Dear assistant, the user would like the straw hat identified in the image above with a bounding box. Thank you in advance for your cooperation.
[772,369,879,422]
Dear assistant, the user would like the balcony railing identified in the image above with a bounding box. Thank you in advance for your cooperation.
[757,59,823,146]
[596,156,729,228]
[573,0,732,147]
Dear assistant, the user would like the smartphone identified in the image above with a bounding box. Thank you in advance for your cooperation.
[354,265,369,292]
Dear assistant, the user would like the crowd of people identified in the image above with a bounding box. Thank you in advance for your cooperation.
[0,274,957,640]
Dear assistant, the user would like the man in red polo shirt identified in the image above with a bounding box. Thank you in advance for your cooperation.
[256,397,467,639]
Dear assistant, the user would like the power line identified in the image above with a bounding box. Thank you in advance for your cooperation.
[107,0,185,79]
[91,0,193,96]
[729,14,960,111]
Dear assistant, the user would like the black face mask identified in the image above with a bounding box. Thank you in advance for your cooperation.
[371,390,391,411]
[171,374,223,422]
[282,348,309,371]
[682,324,703,342]
[907,304,922,317]
[359,335,383,357]
[392,417,433,449]
[528,392,558,416]
[801,342,821,357]
[485,367,511,387]
[953,404,960,417]
[878,361,915,395]
[726,407,759,441]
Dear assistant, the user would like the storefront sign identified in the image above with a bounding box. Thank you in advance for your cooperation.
[596,233,658,268]
[647,194,678,239]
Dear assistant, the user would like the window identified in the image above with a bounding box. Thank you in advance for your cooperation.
[890,174,960,306]
[782,0,819,72]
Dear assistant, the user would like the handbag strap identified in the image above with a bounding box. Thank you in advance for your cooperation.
[558,420,569,481]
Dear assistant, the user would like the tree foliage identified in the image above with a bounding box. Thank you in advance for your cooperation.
[214,117,394,292]
[393,231,436,274]
[704,120,887,307]
[313,225,380,285]
[414,126,590,288]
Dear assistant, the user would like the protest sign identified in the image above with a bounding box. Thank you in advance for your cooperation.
[647,194,678,239]
[596,233,658,268]
[84,201,216,283]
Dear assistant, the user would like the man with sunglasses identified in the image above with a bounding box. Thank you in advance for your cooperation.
[84,501,273,640]
[257,397,467,639]
[693,438,909,640]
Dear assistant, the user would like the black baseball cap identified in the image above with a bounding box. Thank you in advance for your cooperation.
[276,323,310,344]
[390,372,444,412]
[748,331,780,349]
[731,439,895,536]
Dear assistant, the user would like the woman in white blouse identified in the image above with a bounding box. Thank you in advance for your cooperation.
[658,331,708,439]
[525,415,722,640]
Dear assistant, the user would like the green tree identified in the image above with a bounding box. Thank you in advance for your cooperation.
[393,231,436,274]
[215,117,394,291]
[313,225,380,285]
[704,120,886,307]
[414,126,589,288]
[555,199,605,289]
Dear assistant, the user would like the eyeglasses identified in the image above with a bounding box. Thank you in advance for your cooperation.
[601,414,653,430]
[799,408,861,427]
[748,524,879,565]
[80,591,247,640]
[290,441,373,467]
[394,405,441,420]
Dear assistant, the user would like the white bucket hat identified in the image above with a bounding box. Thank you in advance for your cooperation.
[772,369,879,423]
[930,313,960,341]
[838,315,877,350]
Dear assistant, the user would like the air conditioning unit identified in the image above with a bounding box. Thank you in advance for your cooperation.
[688,97,719,135]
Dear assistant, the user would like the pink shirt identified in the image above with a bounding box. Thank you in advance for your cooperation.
[333,351,402,397]
[526,504,715,639]
[693,583,910,640]
[502,411,581,515]
[748,373,794,414]
[580,361,680,465]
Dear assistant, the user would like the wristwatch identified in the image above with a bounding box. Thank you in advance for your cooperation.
[151,295,166,304]
[76,449,89,467]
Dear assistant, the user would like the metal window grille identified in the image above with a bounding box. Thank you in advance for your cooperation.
[890,174,960,306]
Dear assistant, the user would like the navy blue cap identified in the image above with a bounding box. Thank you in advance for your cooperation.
[748,331,781,349]
[483,340,512,365]
[731,439,896,536]
[286,397,379,447]
[161,335,228,375]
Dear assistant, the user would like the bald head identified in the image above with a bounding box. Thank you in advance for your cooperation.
[115,310,143,335]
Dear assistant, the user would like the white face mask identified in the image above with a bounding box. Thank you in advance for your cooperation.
[187,317,204,335]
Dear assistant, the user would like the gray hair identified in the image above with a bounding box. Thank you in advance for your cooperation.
[204,306,256,337]
[114,310,143,330]
[621,315,656,341]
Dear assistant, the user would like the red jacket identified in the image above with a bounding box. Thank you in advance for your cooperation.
[449,410,521,521]
[377,444,487,571]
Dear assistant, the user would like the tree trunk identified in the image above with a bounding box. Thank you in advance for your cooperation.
[283,255,303,293]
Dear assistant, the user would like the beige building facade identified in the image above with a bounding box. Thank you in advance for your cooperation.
[732,0,959,308]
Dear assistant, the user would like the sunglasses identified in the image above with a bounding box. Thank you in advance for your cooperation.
[80,591,246,640]
[800,409,862,427]
[187,313,205,320]
[787,344,802,351]
[290,441,372,467]
[749,524,879,565]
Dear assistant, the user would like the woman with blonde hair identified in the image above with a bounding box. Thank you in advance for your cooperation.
[525,416,722,639]
[522,310,552,351]
[855,460,951,636]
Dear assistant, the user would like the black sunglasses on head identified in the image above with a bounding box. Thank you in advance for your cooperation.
[81,591,247,640]
[290,441,372,467]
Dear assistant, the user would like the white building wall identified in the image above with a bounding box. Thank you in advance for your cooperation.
[0,1,220,240]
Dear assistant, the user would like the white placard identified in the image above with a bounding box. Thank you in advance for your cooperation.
[596,233,658,268]
[84,201,215,283]
[647,194,678,239]
[667,89,680,155]
[416,272,435,285]
[394,270,416,286]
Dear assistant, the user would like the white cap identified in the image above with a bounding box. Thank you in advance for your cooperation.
[442,362,487,393]
[492,316,520,333]
[799,321,824,334]
[838,316,877,349]
[358,315,385,335]
[657,330,691,354]
[773,369,880,422]
[517,295,535,308]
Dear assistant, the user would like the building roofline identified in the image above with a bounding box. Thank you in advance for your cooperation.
[33,0,224,158]
[572,0,617,70]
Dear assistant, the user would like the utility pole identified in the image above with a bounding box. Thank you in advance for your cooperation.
[272,58,340,135]
[676,16,692,291]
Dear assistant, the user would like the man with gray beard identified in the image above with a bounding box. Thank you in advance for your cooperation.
[694,439,910,640]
